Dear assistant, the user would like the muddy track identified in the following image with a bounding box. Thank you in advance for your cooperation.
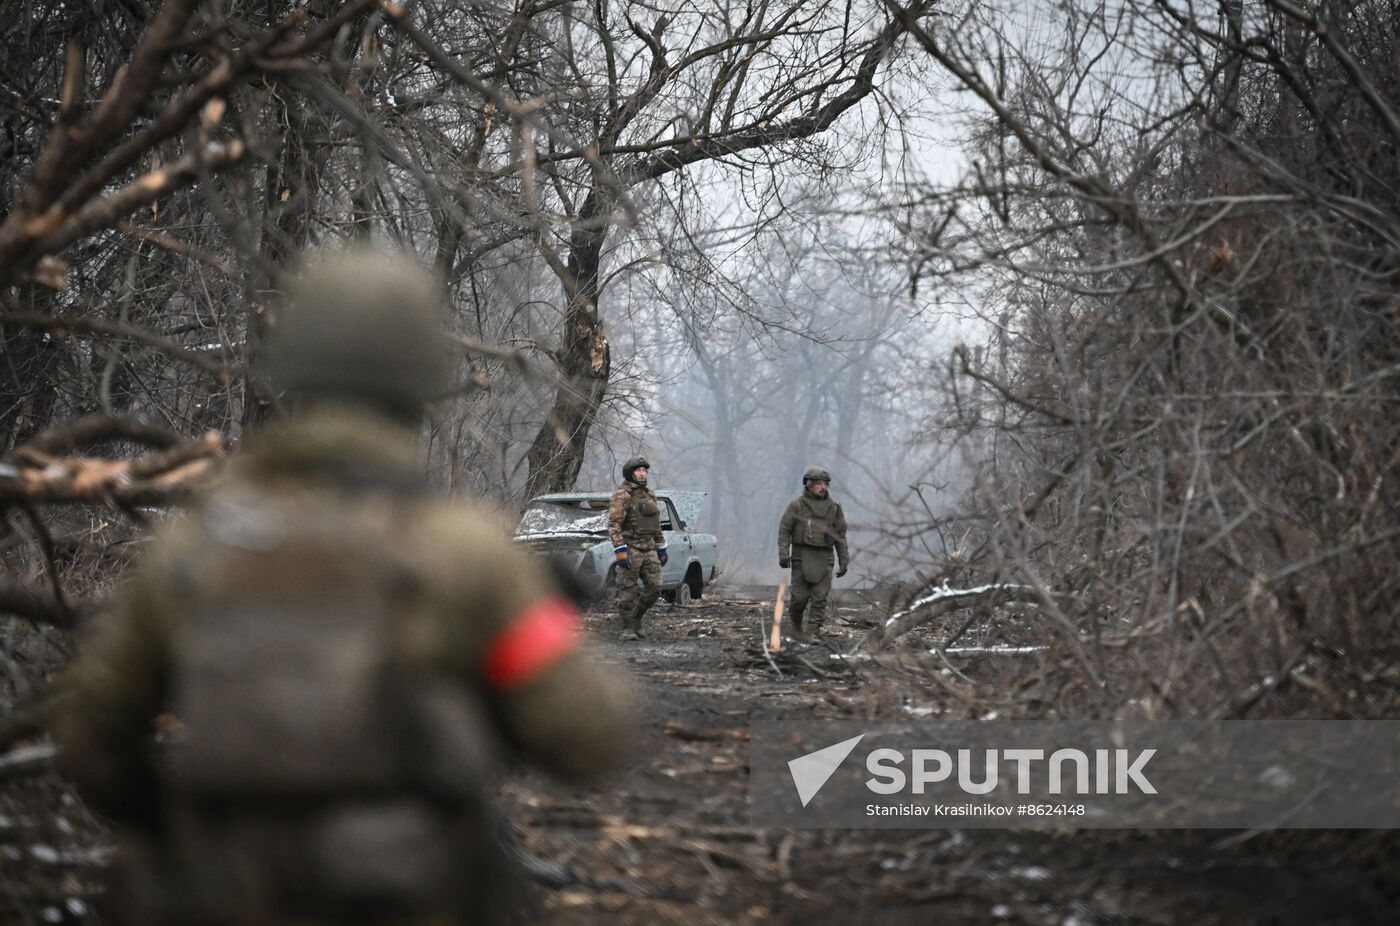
[3,596,1397,923]
[506,596,1399,925]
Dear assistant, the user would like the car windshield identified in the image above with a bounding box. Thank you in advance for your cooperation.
[515,498,609,536]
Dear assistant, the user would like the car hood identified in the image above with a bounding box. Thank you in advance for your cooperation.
[517,489,708,534]
[514,530,607,543]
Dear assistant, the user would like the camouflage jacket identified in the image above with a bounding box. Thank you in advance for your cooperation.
[53,405,631,829]
[607,480,665,551]
[777,490,849,567]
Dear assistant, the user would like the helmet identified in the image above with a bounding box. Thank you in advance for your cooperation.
[622,456,650,481]
[803,466,832,485]
[263,247,453,419]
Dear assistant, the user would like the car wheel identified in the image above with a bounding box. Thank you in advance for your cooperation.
[683,563,704,602]
[676,580,693,607]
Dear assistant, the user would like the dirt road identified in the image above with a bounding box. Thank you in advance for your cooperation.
[3,594,1396,923]
[507,595,1398,925]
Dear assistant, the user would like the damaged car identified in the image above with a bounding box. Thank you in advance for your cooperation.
[513,490,719,603]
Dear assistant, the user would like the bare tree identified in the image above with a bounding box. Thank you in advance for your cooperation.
[467,0,941,496]
[887,0,1400,717]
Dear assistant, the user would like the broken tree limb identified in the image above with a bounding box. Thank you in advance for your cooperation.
[0,742,58,783]
[0,429,223,506]
[859,582,1050,652]
[30,138,265,264]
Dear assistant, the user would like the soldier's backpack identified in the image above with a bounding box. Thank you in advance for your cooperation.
[169,490,491,803]
[159,490,512,918]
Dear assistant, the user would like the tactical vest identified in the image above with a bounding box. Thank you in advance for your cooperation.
[622,486,662,538]
[794,496,840,548]
[171,491,491,804]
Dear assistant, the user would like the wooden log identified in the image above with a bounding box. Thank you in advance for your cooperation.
[770,578,787,652]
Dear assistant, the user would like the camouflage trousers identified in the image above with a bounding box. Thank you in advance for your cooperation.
[789,547,835,632]
[616,548,663,622]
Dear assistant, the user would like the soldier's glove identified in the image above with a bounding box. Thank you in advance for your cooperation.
[657,546,669,566]
[837,563,848,578]
[614,545,631,569]
[778,557,790,569]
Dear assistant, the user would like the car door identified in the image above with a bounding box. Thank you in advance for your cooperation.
[661,497,691,583]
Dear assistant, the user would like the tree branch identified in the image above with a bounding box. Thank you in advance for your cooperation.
[0,431,224,506]
[628,4,931,182]
[0,308,237,380]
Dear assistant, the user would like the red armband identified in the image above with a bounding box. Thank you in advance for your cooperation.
[484,597,581,690]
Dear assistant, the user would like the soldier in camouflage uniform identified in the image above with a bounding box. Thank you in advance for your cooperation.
[777,466,849,641]
[53,248,631,926]
[607,456,667,640]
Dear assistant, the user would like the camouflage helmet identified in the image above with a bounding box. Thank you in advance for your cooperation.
[803,466,832,485]
[263,247,453,418]
[622,456,650,481]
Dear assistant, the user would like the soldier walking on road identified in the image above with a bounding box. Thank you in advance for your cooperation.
[777,466,850,641]
[608,456,668,641]
[54,248,631,926]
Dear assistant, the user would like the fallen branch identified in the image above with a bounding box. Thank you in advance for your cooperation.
[663,722,751,743]
[859,582,1050,652]
[0,742,57,783]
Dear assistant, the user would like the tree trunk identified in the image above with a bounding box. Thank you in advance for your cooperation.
[695,344,741,540]
[524,212,610,497]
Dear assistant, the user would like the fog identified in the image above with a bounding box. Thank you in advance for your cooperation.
[555,185,973,585]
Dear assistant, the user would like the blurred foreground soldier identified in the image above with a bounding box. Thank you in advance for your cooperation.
[776,467,849,641]
[54,248,630,926]
[607,456,666,640]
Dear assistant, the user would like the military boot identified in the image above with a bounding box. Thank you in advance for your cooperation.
[788,602,807,642]
[621,612,645,641]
